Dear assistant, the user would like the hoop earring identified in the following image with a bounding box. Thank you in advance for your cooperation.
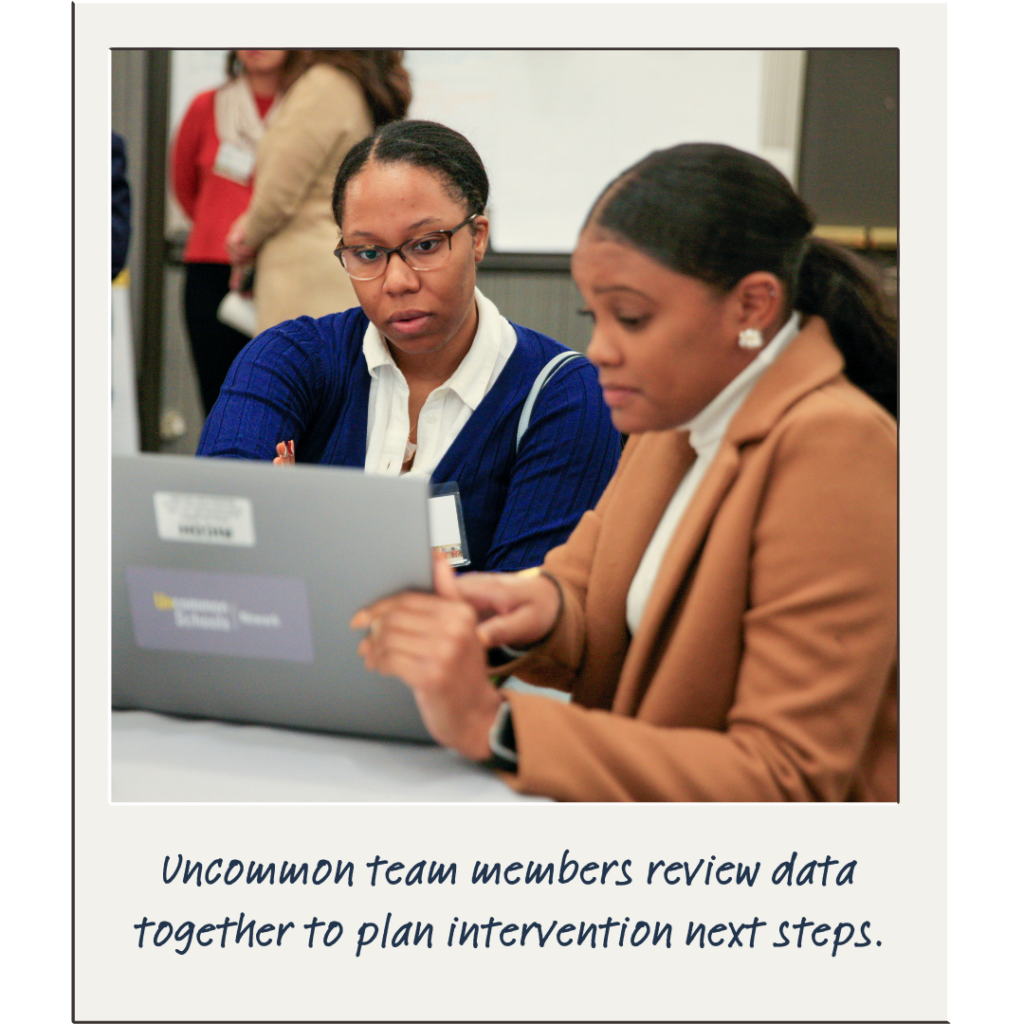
[738,328,764,350]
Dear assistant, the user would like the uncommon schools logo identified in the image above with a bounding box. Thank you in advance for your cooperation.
[126,566,314,663]
[152,592,282,633]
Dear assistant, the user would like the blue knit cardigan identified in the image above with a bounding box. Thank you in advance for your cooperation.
[197,307,621,572]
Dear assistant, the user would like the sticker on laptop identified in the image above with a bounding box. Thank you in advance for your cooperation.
[428,481,470,567]
[125,565,313,663]
[153,491,256,547]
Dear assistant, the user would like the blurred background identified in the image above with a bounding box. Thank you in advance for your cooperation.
[111,49,897,457]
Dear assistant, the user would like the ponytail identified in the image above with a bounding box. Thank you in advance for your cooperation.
[795,239,898,419]
[589,143,898,420]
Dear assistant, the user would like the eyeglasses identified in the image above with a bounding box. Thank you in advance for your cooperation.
[334,214,478,281]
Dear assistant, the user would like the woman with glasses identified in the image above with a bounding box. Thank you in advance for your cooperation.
[198,120,621,573]
[352,142,898,802]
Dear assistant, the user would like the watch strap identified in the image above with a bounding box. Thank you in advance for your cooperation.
[480,700,518,773]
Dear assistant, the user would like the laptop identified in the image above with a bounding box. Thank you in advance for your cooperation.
[112,454,435,743]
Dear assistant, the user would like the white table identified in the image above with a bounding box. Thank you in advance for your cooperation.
[112,710,548,803]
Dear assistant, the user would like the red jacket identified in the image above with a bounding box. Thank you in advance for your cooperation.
[171,87,274,264]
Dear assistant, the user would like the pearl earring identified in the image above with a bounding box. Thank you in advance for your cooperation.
[738,328,764,350]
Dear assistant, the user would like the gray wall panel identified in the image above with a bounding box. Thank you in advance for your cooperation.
[477,270,589,353]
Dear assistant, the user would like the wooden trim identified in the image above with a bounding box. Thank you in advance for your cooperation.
[814,224,898,251]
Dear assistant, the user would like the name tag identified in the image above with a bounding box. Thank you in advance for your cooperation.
[428,482,470,567]
[213,140,256,184]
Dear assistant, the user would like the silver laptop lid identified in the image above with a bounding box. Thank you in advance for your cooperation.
[112,454,434,743]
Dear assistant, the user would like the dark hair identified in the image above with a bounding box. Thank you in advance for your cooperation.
[284,49,411,129]
[588,143,897,418]
[332,120,489,229]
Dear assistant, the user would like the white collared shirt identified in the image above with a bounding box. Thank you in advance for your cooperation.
[625,313,802,634]
[362,288,518,477]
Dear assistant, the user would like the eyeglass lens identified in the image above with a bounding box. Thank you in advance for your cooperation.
[336,215,475,280]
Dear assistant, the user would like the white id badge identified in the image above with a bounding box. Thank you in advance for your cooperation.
[213,140,256,184]
[427,482,470,567]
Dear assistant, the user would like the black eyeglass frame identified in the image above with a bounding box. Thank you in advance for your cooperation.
[334,213,479,280]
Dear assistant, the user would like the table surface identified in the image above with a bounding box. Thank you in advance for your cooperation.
[112,710,549,803]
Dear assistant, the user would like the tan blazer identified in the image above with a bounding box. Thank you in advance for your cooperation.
[503,317,897,802]
[246,64,372,332]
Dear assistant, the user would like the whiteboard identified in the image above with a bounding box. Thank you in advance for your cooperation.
[166,50,804,253]
[405,50,803,253]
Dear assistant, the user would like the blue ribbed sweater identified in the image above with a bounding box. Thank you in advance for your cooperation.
[197,307,621,572]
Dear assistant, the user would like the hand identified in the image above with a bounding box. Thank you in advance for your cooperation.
[351,552,503,760]
[455,568,563,651]
[272,440,296,465]
[228,263,254,294]
[225,214,257,265]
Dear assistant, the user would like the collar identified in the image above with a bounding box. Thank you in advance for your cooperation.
[682,312,802,456]
[361,288,504,410]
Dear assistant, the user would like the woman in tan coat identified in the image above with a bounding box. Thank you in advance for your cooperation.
[226,50,410,333]
[352,142,898,802]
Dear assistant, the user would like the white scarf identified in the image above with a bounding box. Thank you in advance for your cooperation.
[212,77,274,183]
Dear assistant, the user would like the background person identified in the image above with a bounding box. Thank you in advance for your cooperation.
[224,49,410,334]
[353,142,898,802]
[111,132,131,280]
[199,120,621,573]
[171,49,293,414]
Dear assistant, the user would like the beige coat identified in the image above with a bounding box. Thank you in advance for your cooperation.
[246,64,372,332]
[502,317,898,802]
